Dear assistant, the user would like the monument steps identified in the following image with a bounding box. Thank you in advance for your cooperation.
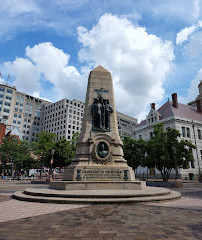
[12,187,181,204]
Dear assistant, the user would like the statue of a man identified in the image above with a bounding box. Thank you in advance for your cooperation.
[104,100,113,129]
[91,96,103,129]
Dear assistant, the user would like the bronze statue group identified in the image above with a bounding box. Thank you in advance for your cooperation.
[91,93,113,131]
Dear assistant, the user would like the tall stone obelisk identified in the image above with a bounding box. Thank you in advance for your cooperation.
[63,65,135,181]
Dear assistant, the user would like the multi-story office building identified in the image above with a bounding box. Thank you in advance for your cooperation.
[134,83,202,179]
[43,99,84,140]
[116,111,137,138]
[0,83,50,142]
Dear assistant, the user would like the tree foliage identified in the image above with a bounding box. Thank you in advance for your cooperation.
[33,131,56,176]
[0,136,34,173]
[123,136,147,170]
[123,123,196,182]
[52,132,79,167]
[33,131,79,169]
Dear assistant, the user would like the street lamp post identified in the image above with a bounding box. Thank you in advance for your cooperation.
[49,149,55,181]
[172,146,179,179]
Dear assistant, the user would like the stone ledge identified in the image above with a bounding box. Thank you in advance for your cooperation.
[24,187,171,199]
[49,181,146,190]
[12,189,181,204]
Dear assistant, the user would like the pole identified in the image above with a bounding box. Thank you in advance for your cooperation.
[192,120,200,180]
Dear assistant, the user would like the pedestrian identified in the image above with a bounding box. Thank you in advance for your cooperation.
[1,171,5,183]
[1,171,4,182]
[3,171,7,182]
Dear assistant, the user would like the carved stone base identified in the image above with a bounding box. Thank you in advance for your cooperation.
[62,165,135,182]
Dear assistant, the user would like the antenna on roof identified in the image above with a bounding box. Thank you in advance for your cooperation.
[6,74,10,85]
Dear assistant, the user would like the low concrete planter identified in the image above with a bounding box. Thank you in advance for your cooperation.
[146,181,179,188]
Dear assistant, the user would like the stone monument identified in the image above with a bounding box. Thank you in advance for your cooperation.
[62,65,136,183]
[13,66,181,203]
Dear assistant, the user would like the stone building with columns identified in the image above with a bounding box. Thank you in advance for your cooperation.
[134,81,202,180]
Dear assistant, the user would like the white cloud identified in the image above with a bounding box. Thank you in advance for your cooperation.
[176,25,197,45]
[4,57,40,94]
[185,31,202,58]
[179,67,202,103]
[25,42,85,100]
[2,14,175,121]
[77,13,174,120]
[0,0,89,41]
[4,42,85,101]
[0,0,40,40]
[188,68,202,101]
[193,0,200,19]
[33,91,52,102]
[176,19,202,45]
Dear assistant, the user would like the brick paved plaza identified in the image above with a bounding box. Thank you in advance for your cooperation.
[0,181,202,240]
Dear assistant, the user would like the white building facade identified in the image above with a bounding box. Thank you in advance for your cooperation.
[0,83,50,142]
[135,84,202,180]
[43,99,84,140]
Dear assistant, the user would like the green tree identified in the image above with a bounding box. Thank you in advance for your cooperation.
[123,136,147,170]
[33,131,56,178]
[53,132,79,167]
[0,136,18,173]
[146,124,195,182]
[0,136,35,176]
[13,141,36,172]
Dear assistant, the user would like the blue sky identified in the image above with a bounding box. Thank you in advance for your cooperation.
[0,0,202,121]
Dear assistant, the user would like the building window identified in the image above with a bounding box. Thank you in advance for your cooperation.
[191,161,195,168]
[0,87,5,92]
[186,128,190,138]
[198,129,201,140]
[7,89,13,94]
[3,108,9,113]
[182,127,186,137]
[139,135,142,139]
[5,96,12,100]
[5,101,11,106]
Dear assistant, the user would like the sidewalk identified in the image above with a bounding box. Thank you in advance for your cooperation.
[0,180,202,239]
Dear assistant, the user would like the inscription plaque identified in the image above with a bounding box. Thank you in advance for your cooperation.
[82,170,123,180]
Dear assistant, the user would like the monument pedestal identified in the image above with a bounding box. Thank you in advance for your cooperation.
[62,165,135,182]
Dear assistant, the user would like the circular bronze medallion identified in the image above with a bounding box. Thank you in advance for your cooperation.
[97,141,109,158]
[91,140,112,164]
